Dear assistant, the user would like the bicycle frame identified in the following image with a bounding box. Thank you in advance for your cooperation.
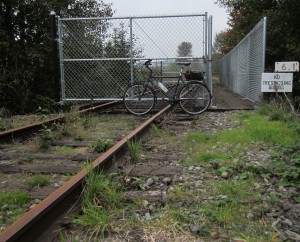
[146,64,187,102]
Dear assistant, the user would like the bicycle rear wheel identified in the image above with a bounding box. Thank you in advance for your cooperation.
[123,84,155,115]
[179,81,211,115]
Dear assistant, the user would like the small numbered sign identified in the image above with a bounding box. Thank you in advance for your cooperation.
[275,62,299,72]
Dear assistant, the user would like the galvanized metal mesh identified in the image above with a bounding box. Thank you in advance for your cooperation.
[219,18,267,102]
[57,14,211,103]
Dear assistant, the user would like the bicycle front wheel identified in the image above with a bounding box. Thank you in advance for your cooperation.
[123,84,155,115]
[179,82,211,115]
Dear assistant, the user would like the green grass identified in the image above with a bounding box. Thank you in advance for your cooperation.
[181,107,299,240]
[150,124,176,139]
[184,110,299,164]
[148,206,196,239]
[73,199,116,238]
[26,174,50,188]
[73,169,123,238]
[194,152,229,163]
[0,190,29,205]
[215,116,296,145]
[184,109,300,188]
[127,139,142,163]
[182,152,229,167]
[200,178,268,239]
[82,170,122,208]
[167,185,197,202]
[163,205,195,224]
[202,202,247,224]
[0,190,30,230]
[55,146,74,154]
[91,138,113,153]
[186,132,210,143]
[213,178,260,201]
[186,110,299,147]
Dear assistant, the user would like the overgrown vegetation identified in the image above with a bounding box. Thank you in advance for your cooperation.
[25,175,50,188]
[186,105,299,187]
[0,190,29,230]
[67,104,299,240]
[0,113,59,132]
[91,138,113,153]
[72,169,123,239]
[128,139,142,163]
[34,110,91,150]
[180,105,299,239]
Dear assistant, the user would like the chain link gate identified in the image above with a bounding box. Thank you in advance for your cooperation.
[56,14,212,104]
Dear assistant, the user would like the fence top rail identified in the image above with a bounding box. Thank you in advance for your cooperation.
[58,13,207,21]
[62,57,207,62]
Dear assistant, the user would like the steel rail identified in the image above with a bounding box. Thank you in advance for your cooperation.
[0,105,171,242]
[0,102,118,143]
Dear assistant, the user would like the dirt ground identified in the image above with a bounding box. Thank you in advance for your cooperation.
[211,83,255,110]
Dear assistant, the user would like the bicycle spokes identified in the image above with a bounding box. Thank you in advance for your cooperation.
[179,82,211,115]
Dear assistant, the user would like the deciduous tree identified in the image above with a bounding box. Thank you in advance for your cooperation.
[215,0,300,68]
[177,41,192,58]
[0,0,113,113]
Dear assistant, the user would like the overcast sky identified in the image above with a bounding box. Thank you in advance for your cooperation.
[109,0,229,38]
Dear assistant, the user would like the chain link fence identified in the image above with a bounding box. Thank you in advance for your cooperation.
[219,17,267,102]
[56,14,212,103]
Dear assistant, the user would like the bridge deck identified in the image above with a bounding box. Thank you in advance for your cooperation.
[211,83,255,110]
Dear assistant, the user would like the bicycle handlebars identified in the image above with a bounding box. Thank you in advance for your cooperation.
[144,59,191,67]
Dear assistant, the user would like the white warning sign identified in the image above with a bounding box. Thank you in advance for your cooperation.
[261,73,293,92]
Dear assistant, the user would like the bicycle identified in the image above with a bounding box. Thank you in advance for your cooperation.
[123,59,211,115]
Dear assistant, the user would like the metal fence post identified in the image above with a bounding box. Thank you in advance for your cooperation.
[207,15,213,93]
[57,16,65,104]
[204,12,208,58]
[50,11,60,102]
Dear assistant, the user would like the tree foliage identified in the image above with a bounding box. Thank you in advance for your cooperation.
[215,0,300,69]
[104,23,143,83]
[0,0,113,114]
[213,31,230,55]
[177,41,192,57]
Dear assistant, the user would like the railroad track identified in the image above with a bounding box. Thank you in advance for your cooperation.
[0,102,119,143]
[0,103,173,242]
[3,101,290,241]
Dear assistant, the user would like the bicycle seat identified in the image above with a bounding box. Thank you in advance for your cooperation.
[144,59,152,66]
[176,62,191,66]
